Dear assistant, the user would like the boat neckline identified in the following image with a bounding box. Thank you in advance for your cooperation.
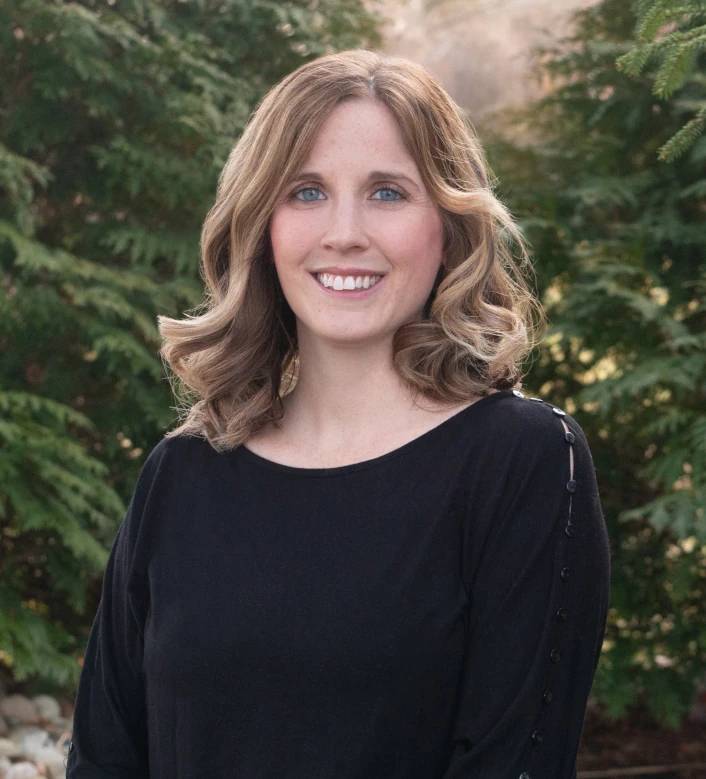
[234,389,514,477]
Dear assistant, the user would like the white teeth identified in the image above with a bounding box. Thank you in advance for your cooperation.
[316,273,381,290]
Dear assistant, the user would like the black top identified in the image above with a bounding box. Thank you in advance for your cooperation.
[65,389,611,779]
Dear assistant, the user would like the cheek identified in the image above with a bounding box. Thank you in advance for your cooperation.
[421,208,445,253]
[389,209,444,274]
[269,210,312,267]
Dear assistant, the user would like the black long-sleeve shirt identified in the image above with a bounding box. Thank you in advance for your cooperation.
[65,389,611,779]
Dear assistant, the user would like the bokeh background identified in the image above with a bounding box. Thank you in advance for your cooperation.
[1,0,705,775]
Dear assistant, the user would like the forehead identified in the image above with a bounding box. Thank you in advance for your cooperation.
[303,99,417,171]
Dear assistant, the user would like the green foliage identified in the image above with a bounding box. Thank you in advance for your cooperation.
[617,0,706,160]
[483,0,706,726]
[0,0,380,691]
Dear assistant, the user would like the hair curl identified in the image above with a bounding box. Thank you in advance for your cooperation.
[158,49,546,452]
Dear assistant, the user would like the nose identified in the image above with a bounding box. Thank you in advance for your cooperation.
[320,197,370,254]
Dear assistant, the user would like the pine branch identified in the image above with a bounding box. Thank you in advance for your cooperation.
[0,144,52,235]
[636,1,706,43]
[658,106,706,160]
[617,1,706,160]
[651,25,706,98]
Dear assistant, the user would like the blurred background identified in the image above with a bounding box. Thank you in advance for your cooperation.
[1,0,705,776]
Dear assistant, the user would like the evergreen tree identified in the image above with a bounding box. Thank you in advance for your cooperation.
[482,0,706,727]
[618,0,706,161]
[0,0,380,693]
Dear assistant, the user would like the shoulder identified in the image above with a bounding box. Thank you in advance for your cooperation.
[487,390,600,497]
[481,389,586,450]
[135,432,213,487]
[472,389,599,490]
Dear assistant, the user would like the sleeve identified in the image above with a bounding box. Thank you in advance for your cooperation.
[441,404,611,779]
[65,438,170,779]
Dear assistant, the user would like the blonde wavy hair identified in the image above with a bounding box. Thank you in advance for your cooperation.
[158,48,545,452]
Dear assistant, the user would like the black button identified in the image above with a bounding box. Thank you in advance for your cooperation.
[556,606,568,622]
[519,774,532,779]
[565,523,576,538]
[564,431,575,443]
[512,389,525,398]
[560,567,571,582]
[550,648,561,663]
[530,397,543,402]
[531,729,544,745]
[552,407,566,417]
[542,689,553,704]
[566,479,577,493]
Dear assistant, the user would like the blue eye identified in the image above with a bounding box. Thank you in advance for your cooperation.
[372,187,404,201]
[293,187,323,202]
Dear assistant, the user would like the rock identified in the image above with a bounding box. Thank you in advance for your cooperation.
[45,754,68,779]
[39,716,71,739]
[0,736,22,758]
[7,726,47,745]
[18,729,53,761]
[4,761,41,778]
[0,696,39,726]
[0,725,69,777]
[32,748,66,779]
[31,697,61,723]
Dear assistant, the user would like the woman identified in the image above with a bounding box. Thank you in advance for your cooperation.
[66,49,611,779]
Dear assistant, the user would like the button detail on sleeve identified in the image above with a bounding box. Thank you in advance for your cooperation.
[519,774,532,779]
[512,389,525,397]
[526,408,577,772]
[531,729,544,745]
[68,740,74,753]
[529,397,543,402]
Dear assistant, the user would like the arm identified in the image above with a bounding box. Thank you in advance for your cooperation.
[442,405,611,779]
[66,439,169,778]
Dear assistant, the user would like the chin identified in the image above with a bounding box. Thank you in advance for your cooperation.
[305,323,386,346]
[322,331,381,346]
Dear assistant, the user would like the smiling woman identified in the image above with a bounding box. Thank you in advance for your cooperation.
[154,48,545,453]
[65,49,610,779]
[268,99,446,355]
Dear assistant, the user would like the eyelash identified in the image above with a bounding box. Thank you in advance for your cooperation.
[288,184,407,202]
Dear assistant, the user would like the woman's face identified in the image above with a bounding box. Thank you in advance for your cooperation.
[268,98,444,347]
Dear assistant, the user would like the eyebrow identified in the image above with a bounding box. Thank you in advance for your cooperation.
[287,170,420,190]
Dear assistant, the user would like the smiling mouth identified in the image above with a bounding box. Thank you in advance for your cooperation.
[313,272,384,291]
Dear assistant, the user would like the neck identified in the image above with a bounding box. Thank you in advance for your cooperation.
[281,333,429,451]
